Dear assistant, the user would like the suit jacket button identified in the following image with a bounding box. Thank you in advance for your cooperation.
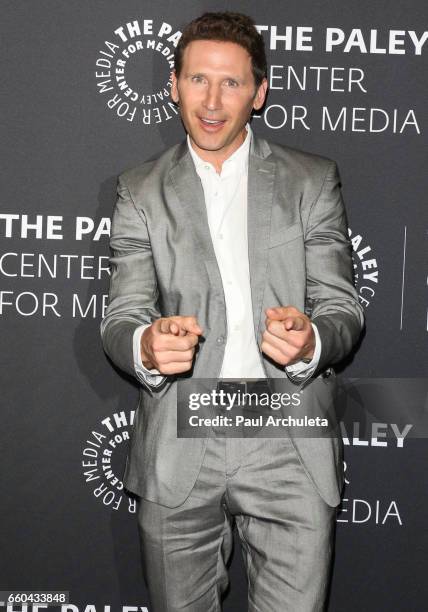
[216,336,224,344]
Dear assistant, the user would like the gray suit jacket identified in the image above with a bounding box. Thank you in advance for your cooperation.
[100,135,364,508]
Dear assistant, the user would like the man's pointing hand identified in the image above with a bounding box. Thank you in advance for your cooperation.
[261,306,315,366]
[141,316,203,375]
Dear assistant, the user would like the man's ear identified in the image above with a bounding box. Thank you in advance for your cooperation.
[171,70,179,104]
[252,77,268,111]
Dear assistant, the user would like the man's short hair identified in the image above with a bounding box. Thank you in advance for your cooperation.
[174,12,267,88]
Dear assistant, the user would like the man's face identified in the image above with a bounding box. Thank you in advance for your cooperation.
[171,40,267,166]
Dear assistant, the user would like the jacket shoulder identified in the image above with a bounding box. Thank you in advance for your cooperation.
[118,142,182,192]
[266,139,337,180]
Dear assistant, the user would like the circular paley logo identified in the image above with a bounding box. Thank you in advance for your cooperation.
[348,227,379,308]
[81,410,136,513]
[95,19,182,124]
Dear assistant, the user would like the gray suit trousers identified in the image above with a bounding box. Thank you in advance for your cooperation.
[137,436,336,612]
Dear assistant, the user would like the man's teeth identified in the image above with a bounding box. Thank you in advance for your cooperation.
[202,118,222,124]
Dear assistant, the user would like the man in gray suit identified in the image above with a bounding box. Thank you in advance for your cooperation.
[101,12,364,612]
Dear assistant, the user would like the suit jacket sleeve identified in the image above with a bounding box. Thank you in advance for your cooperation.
[304,161,365,375]
[100,175,162,380]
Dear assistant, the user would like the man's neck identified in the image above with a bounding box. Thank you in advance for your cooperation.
[188,127,249,174]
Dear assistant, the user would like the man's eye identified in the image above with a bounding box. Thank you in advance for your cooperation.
[191,76,204,83]
[225,79,238,87]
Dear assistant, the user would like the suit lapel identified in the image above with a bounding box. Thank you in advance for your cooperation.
[248,137,276,337]
[168,142,224,291]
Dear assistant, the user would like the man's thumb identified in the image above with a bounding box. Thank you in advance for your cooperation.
[284,316,304,332]
[182,317,203,335]
[266,307,286,320]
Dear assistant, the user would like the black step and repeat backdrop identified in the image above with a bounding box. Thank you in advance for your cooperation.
[1,1,427,610]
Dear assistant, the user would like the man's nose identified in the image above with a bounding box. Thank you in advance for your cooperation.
[203,84,222,111]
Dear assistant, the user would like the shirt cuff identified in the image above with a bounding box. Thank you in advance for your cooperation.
[132,324,166,388]
[285,323,321,379]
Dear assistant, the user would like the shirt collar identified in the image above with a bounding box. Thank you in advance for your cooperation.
[187,123,252,177]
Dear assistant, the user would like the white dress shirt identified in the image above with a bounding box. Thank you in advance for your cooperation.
[132,125,321,387]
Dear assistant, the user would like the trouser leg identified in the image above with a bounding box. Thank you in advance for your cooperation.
[226,438,336,612]
[137,438,233,612]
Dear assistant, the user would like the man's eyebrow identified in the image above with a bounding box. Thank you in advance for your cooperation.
[186,71,244,81]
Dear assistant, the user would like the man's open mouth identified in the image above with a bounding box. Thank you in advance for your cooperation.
[199,117,226,125]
